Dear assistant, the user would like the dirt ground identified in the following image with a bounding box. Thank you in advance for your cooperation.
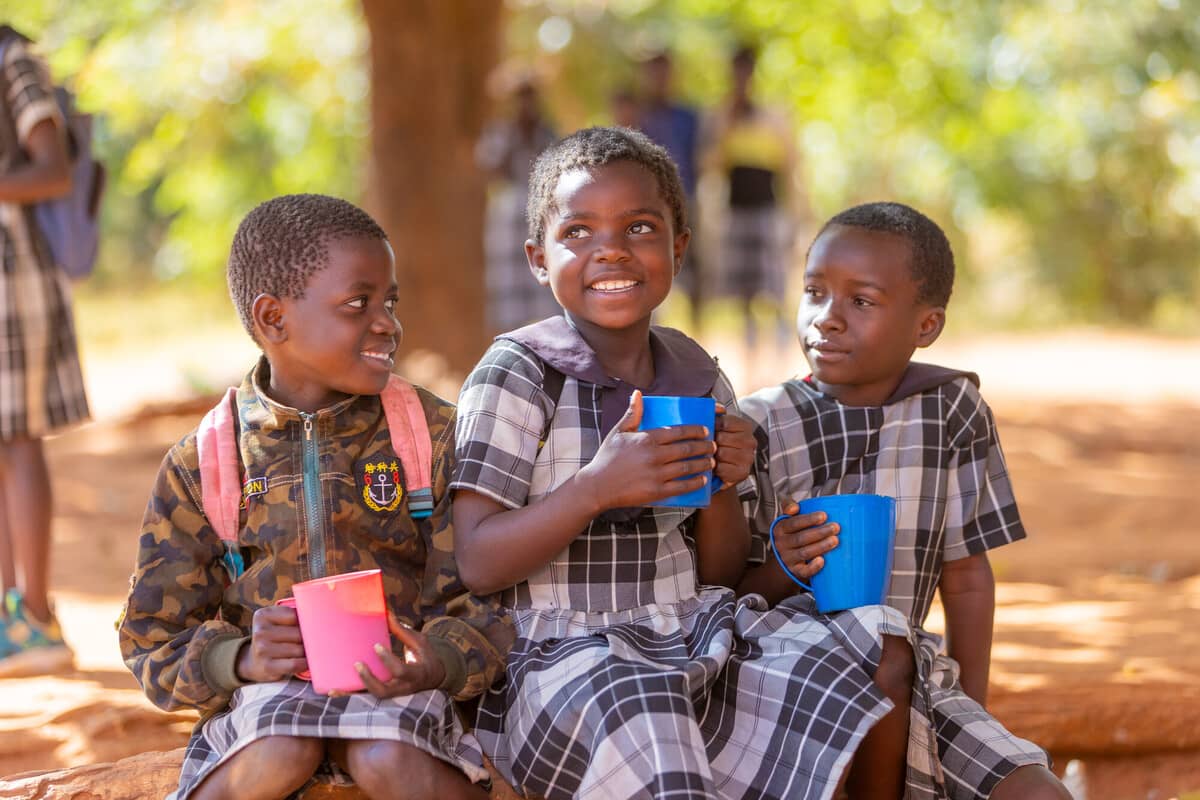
[1,330,1198,798]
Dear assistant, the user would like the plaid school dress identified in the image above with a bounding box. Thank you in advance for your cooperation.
[0,35,89,439]
[119,364,508,798]
[453,316,912,800]
[741,364,1050,800]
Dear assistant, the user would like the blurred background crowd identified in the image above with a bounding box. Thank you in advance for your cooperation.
[8,0,1200,397]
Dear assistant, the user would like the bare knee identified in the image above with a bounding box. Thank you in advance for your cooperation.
[874,634,915,703]
[990,764,1072,800]
[340,740,484,800]
[194,736,324,800]
[342,740,424,793]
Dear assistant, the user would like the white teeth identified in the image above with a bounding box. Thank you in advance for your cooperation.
[362,351,393,362]
[591,280,637,292]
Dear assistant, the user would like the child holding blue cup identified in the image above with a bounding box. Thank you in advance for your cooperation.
[740,202,1069,800]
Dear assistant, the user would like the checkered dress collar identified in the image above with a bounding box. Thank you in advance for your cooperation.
[501,315,719,438]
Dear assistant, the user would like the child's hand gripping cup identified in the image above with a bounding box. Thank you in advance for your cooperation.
[275,568,391,695]
[770,494,897,613]
[637,395,724,507]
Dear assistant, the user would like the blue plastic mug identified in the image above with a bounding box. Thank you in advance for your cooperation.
[769,494,896,613]
[637,395,723,508]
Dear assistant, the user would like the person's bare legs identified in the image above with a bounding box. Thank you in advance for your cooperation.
[330,739,488,800]
[0,437,53,621]
[845,634,914,799]
[0,496,16,597]
[190,736,324,800]
[989,764,1072,800]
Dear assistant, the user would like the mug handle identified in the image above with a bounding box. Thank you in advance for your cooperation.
[769,513,815,593]
[274,597,312,681]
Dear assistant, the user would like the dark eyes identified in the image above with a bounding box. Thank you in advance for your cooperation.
[804,287,874,307]
[346,296,399,312]
[561,220,656,239]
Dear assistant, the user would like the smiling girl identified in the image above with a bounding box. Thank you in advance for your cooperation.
[451,128,913,799]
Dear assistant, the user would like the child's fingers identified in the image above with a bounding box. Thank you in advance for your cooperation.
[614,390,643,434]
[789,555,826,579]
[645,424,711,445]
[662,456,716,481]
[656,437,717,465]
[774,511,828,535]
[656,473,708,499]
[386,618,434,664]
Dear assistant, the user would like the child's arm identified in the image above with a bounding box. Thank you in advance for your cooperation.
[118,446,256,714]
[454,390,715,595]
[938,552,995,706]
[939,385,1027,707]
[379,407,516,702]
[690,406,755,587]
[736,505,839,603]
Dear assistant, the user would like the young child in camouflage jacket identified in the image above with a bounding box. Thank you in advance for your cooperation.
[119,194,512,800]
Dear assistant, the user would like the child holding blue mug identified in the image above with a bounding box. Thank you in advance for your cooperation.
[452,127,916,799]
[740,202,1070,800]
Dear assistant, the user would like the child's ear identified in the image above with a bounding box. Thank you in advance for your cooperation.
[252,293,288,344]
[915,306,946,349]
[672,227,692,277]
[527,240,550,286]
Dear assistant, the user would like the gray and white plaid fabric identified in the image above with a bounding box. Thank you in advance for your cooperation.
[742,373,1048,799]
[484,185,560,334]
[0,38,89,439]
[717,206,789,300]
[172,678,488,800]
[453,338,910,800]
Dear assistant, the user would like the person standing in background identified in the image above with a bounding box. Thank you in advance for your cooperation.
[0,24,90,677]
[476,77,559,335]
[637,52,705,330]
[708,45,801,359]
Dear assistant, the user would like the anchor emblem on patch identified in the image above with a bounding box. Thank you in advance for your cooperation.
[362,460,403,512]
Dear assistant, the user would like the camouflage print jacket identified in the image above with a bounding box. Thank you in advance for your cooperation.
[119,360,514,716]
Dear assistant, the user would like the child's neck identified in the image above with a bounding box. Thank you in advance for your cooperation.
[568,313,656,388]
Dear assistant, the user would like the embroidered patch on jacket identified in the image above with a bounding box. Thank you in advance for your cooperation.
[241,476,267,508]
[362,460,403,512]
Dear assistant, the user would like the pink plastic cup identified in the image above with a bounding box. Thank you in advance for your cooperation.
[279,568,391,695]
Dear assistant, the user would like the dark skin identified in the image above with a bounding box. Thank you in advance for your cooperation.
[0,117,72,626]
[744,224,1069,799]
[455,160,754,594]
[193,238,485,799]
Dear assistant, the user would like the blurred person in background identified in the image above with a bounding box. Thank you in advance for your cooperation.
[637,52,705,330]
[0,24,89,677]
[707,45,801,359]
[476,75,559,335]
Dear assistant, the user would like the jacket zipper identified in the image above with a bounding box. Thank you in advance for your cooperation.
[300,411,327,578]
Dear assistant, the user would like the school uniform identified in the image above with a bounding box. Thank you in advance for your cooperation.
[0,35,89,439]
[476,118,560,333]
[452,316,911,800]
[741,364,1050,800]
[119,359,513,798]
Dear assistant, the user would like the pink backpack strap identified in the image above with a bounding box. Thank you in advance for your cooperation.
[380,374,434,518]
[196,387,245,579]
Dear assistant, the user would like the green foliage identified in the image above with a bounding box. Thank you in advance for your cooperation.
[504,0,1200,330]
[10,0,368,290]
[9,0,1199,330]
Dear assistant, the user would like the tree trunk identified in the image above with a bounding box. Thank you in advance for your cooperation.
[360,0,502,378]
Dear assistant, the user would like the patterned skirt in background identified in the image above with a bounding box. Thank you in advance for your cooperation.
[0,204,89,439]
[475,588,912,800]
[816,596,1050,800]
[717,205,791,301]
[171,679,489,800]
[484,186,560,334]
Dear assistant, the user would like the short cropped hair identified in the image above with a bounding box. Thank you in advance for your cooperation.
[227,194,388,337]
[526,126,687,245]
[817,201,954,307]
